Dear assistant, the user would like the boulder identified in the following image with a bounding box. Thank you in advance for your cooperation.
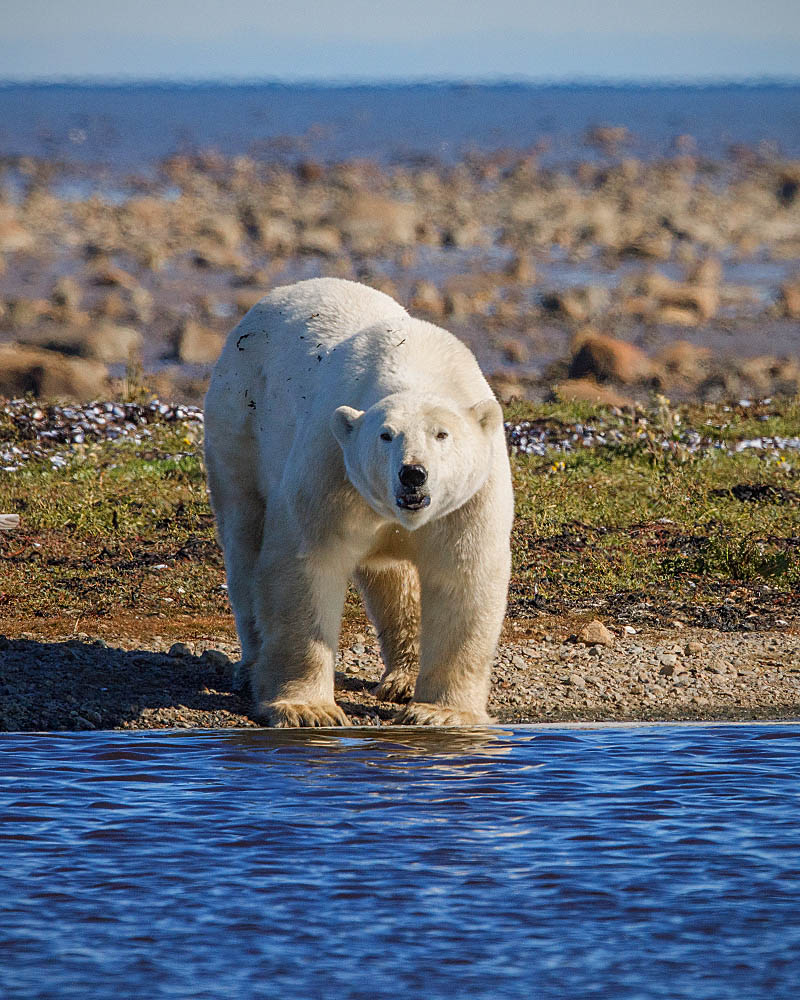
[83,322,143,363]
[298,226,342,256]
[568,333,656,384]
[335,193,418,253]
[170,320,225,365]
[0,344,108,401]
[0,207,34,253]
[637,271,719,323]
[89,262,138,290]
[0,297,49,330]
[688,256,723,286]
[540,285,610,324]
[576,619,615,646]
[50,277,83,312]
[656,341,712,384]
[410,281,445,318]
[778,280,800,319]
[19,321,142,363]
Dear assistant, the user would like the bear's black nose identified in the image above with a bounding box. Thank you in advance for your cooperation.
[399,463,427,488]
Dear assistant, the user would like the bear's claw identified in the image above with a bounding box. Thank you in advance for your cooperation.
[372,670,416,703]
[392,702,494,727]
[256,700,351,728]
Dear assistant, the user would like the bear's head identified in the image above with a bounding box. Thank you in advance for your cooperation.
[331,391,503,528]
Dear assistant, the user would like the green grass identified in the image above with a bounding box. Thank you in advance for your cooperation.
[1,397,798,635]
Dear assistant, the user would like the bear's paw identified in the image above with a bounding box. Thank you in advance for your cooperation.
[392,702,494,727]
[372,670,416,703]
[256,700,350,728]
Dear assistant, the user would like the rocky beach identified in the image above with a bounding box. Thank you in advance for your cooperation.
[1,142,799,409]
[1,87,799,730]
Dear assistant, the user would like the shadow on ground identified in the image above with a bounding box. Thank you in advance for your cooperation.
[0,637,252,731]
[0,637,397,731]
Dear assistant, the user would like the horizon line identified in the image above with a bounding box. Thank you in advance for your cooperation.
[2,74,800,89]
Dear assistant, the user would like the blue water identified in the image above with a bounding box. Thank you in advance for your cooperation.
[1,82,799,168]
[2,724,800,999]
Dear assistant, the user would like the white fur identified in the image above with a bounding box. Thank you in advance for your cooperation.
[204,277,513,727]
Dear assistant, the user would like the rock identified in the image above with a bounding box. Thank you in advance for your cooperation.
[441,220,486,248]
[0,219,34,252]
[410,280,445,318]
[644,272,719,322]
[659,663,676,677]
[737,356,800,396]
[499,338,530,364]
[21,321,143,364]
[0,343,109,401]
[1,296,49,330]
[778,280,800,319]
[576,620,615,647]
[688,256,723,286]
[51,277,83,312]
[89,262,138,290]
[168,642,192,658]
[585,125,630,152]
[656,340,712,384]
[504,254,537,283]
[191,242,247,271]
[686,641,705,655]
[619,233,674,260]
[235,289,267,315]
[171,320,225,365]
[568,333,655,384]
[335,193,418,253]
[200,649,230,668]
[82,322,143,364]
[197,213,243,250]
[256,216,297,254]
[541,286,610,324]
[299,226,342,255]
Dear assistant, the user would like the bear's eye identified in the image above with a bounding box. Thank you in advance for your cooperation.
[436,430,449,440]
[380,431,393,441]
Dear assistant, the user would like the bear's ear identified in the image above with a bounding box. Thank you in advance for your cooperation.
[331,405,364,446]
[470,398,503,435]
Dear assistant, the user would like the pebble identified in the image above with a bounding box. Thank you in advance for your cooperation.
[0,398,203,471]
[168,642,192,658]
[577,620,615,647]
[506,418,800,460]
[200,649,230,668]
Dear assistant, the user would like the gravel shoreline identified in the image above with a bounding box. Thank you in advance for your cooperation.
[2,621,798,731]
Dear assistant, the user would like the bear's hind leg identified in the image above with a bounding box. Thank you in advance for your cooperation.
[205,451,264,686]
[355,561,420,703]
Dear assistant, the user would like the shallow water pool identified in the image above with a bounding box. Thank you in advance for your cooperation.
[2,723,799,999]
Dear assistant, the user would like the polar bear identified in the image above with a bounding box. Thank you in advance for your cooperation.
[204,277,513,727]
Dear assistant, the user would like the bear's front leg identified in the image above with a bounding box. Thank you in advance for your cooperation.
[250,544,350,728]
[394,522,510,727]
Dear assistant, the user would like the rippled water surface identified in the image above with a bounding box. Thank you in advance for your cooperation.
[2,724,800,999]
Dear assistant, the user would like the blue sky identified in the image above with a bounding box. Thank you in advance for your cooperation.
[2,0,799,81]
